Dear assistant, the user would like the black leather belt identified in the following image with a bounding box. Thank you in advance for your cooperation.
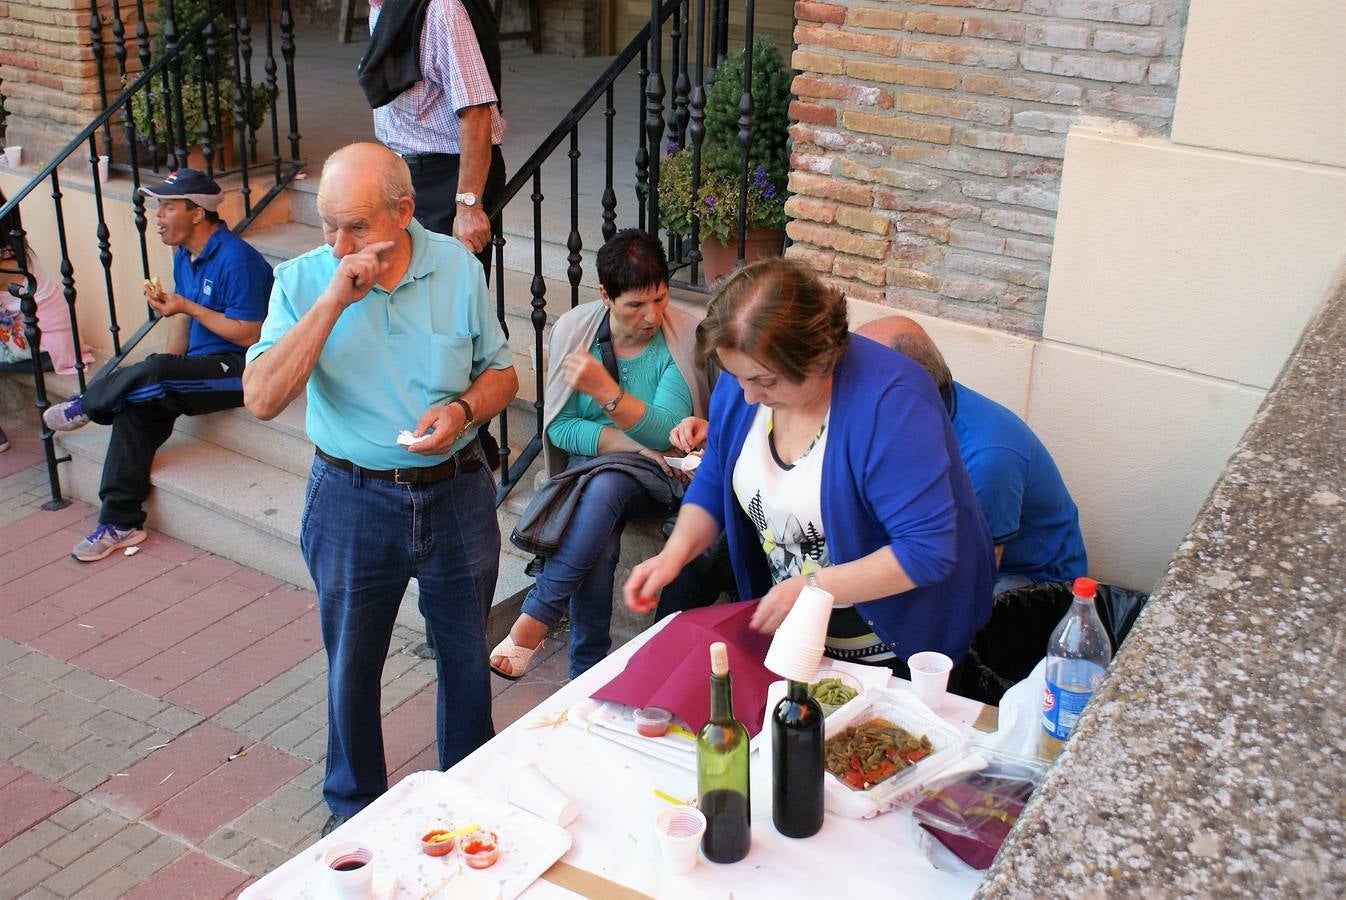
[399,151,456,167]
[315,446,482,485]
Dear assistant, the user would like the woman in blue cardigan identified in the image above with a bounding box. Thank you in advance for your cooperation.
[624,259,994,671]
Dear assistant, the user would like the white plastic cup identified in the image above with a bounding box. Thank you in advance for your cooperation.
[97,155,110,183]
[764,582,834,682]
[444,868,502,900]
[3,146,20,168]
[507,762,579,827]
[655,805,707,875]
[323,842,374,898]
[907,651,954,713]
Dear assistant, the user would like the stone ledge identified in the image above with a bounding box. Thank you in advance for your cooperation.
[981,274,1346,895]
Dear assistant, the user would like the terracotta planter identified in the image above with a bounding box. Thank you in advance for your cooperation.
[698,228,786,284]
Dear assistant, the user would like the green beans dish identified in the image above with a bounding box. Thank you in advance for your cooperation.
[810,677,859,707]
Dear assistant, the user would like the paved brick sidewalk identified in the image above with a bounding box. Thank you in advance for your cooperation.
[0,424,569,899]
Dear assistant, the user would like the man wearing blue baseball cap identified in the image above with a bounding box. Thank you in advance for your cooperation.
[44,168,273,561]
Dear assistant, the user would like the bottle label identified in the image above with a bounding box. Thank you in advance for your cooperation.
[1042,680,1093,741]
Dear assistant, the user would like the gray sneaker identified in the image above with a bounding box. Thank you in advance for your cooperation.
[44,396,89,432]
[72,523,146,562]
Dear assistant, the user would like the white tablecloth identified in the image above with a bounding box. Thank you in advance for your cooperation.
[450,617,986,899]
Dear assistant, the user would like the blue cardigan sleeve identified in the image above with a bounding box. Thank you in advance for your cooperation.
[859,382,960,587]
[683,375,737,529]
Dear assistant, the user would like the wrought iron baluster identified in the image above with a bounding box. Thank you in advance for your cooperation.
[164,0,189,169]
[88,134,122,357]
[127,133,150,282]
[109,0,128,167]
[646,0,666,239]
[601,83,617,243]
[196,32,215,174]
[635,46,649,232]
[263,0,282,180]
[205,19,224,174]
[493,221,509,484]
[687,0,707,284]
[5,202,69,509]
[673,0,690,146]
[134,0,159,172]
[279,0,300,162]
[237,0,258,166]
[566,128,582,308]
[529,171,547,440]
[230,2,252,214]
[89,0,112,156]
[735,1,756,266]
[49,168,88,393]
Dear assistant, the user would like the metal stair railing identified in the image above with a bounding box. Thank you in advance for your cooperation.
[0,0,303,509]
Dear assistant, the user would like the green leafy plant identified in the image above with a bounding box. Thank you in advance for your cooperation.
[126,0,268,150]
[658,35,791,243]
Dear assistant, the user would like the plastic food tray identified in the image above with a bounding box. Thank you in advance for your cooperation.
[567,698,762,771]
[239,772,571,900]
[822,687,968,816]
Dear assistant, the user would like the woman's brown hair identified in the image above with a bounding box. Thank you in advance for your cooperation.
[695,257,849,383]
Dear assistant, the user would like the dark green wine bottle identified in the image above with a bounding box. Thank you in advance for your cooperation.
[772,679,825,838]
[696,641,751,863]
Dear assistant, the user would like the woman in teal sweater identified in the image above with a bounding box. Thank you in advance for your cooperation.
[490,231,707,679]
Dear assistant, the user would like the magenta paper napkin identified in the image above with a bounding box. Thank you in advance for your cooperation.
[591,601,775,737]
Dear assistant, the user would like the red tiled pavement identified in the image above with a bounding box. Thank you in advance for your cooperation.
[91,721,307,843]
[164,666,266,718]
[69,631,162,679]
[0,526,95,582]
[220,586,316,638]
[0,762,78,845]
[45,553,177,616]
[0,427,47,478]
[121,852,249,900]
[380,686,437,775]
[219,614,322,685]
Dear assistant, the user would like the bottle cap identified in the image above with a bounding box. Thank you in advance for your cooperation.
[1072,576,1098,598]
[709,641,729,676]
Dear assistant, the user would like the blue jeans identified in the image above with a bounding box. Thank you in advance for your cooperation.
[520,460,665,679]
[300,448,499,817]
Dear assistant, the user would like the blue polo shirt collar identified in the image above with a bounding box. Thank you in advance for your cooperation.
[372,220,438,297]
[189,224,226,268]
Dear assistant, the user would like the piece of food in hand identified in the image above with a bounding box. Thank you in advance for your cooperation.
[420,828,457,857]
[461,830,500,869]
[142,276,163,297]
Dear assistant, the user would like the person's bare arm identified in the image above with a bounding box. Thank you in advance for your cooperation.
[244,241,395,420]
[624,504,722,613]
[452,104,493,253]
[149,288,261,348]
[164,312,190,356]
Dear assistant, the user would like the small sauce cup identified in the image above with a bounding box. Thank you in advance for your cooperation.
[461,830,500,869]
[633,707,672,738]
[420,828,456,857]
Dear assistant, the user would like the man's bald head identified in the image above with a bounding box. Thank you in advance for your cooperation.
[320,142,415,213]
[857,315,953,395]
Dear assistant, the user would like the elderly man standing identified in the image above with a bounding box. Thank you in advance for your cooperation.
[856,316,1087,594]
[359,0,505,276]
[243,143,518,834]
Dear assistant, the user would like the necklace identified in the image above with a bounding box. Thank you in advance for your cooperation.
[766,414,826,470]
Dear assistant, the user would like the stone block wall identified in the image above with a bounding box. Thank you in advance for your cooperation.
[787,0,1187,334]
[538,0,602,57]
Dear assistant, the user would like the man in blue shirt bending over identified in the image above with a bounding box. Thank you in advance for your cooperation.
[857,316,1087,594]
[44,169,272,562]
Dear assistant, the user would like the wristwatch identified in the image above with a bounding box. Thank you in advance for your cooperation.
[601,387,625,413]
[449,398,474,441]
[455,191,479,207]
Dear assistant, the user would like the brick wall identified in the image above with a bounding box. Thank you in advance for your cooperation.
[787,0,1187,334]
[0,0,141,165]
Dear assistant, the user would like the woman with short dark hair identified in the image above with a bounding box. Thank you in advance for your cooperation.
[625,257,995,675]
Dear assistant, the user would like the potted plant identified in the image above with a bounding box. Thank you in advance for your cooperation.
[659,35,792,282]
[127,0,269,170]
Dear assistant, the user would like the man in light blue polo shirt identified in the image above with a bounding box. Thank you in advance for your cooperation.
[243,143,518,835]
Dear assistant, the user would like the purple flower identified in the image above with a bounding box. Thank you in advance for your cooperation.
[665,140,680,157]
[762,184,777,201]
[704,196,717,209]
[752,165,768,188]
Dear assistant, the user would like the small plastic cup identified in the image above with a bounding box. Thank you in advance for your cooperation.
[655,805,707,875]
[3,147,21,168]
[507,762,579,827]
[420,827,456,857]
[634,706,672,738]
[444,867,502,899]
[97,155,110,183]
[765,583,834,681]
[907,651,954,713]
[323,842,374,898]
[460,830,500,869]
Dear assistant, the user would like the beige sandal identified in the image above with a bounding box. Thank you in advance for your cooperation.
[489,635,541,681]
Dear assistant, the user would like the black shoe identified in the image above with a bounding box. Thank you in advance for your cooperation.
[321,813,350,838]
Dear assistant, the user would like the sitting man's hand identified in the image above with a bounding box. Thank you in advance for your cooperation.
[147,289,190,318]
[328,240,397,307]
[561,351,616,401]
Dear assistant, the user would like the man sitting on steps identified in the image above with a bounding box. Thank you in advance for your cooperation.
[44,169,273,562]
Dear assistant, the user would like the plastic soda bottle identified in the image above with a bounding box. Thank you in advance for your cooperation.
[1040,577,1112,760]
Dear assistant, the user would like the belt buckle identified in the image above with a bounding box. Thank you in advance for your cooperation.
[394,467,415,485]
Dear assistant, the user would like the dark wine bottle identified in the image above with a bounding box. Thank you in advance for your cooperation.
[772,679,825,838]
[696,641,751,863]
